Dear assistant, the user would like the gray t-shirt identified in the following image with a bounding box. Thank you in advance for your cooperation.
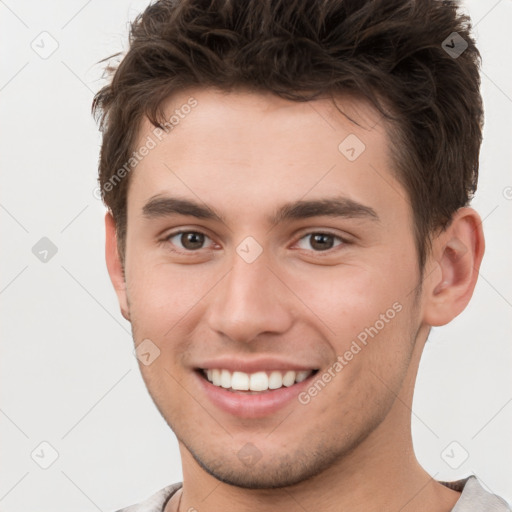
[115,476,511,511]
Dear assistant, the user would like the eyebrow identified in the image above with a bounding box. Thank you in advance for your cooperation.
[142,195,379,226]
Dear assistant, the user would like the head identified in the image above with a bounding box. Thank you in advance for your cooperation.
[94,0,484,489]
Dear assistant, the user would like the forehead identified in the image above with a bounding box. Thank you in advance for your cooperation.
[142,87,390,159]
[127,87,406,226]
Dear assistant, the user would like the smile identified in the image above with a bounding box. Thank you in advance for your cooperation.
[200,368,318,393]
[195,367,320,418]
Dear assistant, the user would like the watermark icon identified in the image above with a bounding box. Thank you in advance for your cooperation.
[31,441,59,469]
[237,442,263,466]
[503,186,512,201]
[441,440,469,469]
[236,236,263,263]
[441,32,468,59]
[134,338,161,366]
[298,301,403,405]
[338,133,366,161]
[32,237,58,263]
[31,31,59,59]
[93,97,198,200]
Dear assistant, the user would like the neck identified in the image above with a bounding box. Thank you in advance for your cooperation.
[170,412,459,512]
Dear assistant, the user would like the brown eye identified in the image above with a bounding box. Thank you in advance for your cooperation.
[297,232,344,252]
[166,231,211,251]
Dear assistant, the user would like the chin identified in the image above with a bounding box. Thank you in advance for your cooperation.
[183,437,348,490]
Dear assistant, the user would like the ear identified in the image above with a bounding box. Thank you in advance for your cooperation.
[422,207,485,326]
[105,212,131,321]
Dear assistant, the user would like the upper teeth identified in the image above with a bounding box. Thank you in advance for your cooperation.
[204,369,313,391]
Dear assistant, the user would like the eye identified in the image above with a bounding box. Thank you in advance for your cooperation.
[165,230,215,252]
[296,232,345,252]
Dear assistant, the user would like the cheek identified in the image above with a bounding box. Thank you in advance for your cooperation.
[126,257,216,334]
[291,264,406,343]
[290,260,418,401]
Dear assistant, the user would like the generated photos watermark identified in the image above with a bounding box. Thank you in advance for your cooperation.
[93,97,198,200]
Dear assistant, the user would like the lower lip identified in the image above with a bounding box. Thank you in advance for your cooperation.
[195,370,317,419]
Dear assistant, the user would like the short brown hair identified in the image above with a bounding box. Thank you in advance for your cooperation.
[93,0,483,269]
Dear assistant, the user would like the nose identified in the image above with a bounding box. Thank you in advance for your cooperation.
[205,250,294,344]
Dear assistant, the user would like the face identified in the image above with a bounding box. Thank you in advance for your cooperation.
[118,88,426,488]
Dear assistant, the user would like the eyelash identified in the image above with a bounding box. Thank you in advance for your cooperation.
[160,229,348,256]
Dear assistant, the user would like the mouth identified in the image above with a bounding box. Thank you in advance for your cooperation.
[194,366,320,418]
[196,368,319,394]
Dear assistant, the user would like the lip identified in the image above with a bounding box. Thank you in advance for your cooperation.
[194,368,318,419]
[195,356,319,374]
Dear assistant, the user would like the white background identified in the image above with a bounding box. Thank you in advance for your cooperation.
[0,1,511,510]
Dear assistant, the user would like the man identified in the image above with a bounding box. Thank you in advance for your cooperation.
[93,0,510,510]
